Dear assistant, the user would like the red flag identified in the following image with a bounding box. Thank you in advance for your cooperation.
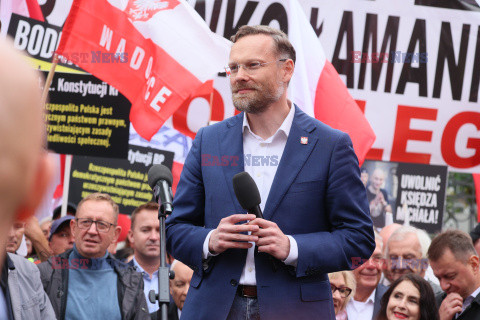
[57,0,229,140]
[287,0,376,165]
[473,174,480,222]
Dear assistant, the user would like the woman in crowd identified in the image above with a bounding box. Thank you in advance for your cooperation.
[329,271,356,320]
[376,273,439,320]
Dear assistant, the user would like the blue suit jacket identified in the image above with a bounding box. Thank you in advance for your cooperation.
[166,106,375,320]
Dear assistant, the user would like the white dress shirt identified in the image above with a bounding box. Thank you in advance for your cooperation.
[203,105,298,285]
[346,289,376,320]
[132,257,159,313]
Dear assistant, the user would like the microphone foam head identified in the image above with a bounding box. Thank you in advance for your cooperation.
[147,164,173,189]
[232,172,261,210]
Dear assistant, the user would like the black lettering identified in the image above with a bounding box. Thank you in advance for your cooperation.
[310,8,323,37]
[260,3,288,34]
[224,0,258,39]
[358,14,378,91]
[376,16,399,92]
[433,22,470,101]
[395,19,428,97]
[195,0,224,33]
[193,0,206,21]
[332,11,354,88]
[470,26,480,103]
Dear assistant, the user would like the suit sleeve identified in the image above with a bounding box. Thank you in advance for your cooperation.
[166,127,213,276]
[30,261,57,319]
[293,133,375,276]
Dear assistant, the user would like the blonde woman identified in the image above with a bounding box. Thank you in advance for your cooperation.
[329,271,356,320]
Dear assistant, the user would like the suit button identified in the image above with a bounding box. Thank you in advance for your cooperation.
[230,279,238,287]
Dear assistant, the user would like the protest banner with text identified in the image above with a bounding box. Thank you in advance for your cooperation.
[69,145,174,214]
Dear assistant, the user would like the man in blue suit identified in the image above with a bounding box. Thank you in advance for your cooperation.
[166,25,375,320]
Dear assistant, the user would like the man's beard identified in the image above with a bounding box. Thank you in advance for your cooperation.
[231,81,284,114]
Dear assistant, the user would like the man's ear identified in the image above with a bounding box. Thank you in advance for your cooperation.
[469,255,480,273]
[15,153,54,221]
[113,225,122,244]
[127,229,134,245]
[281,59,295,83]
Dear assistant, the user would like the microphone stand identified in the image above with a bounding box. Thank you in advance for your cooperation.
[149,184,174,320]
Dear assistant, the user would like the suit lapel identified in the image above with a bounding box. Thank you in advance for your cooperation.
[219,114,245,214]
[263,106,317,221]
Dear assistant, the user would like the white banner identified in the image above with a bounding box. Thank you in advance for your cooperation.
[6,0,480,173]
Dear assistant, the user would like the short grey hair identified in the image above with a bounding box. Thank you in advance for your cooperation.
[386,226,431,258]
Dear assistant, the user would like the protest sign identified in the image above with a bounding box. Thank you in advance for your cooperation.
[69,145,174,214]
[45,72,131,158]
[362,160,447,233]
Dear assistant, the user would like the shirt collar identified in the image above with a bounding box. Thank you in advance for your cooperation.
[366,288,376,304]
[468,285,480,301]
[242,103,295,140]
[132,257,158,277]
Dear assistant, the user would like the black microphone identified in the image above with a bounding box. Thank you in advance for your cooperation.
[232,172,264,219]
[148,164,173,215]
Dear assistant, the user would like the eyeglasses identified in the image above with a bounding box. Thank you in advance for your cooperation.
[331,284,353,298]
[225,59,287,76]
[76,218,115,233]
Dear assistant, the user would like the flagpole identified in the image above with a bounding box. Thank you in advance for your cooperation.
[61,155,73,218]
[41,53,58,105]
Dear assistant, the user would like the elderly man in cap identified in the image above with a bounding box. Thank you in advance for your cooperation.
[49,215,75,255]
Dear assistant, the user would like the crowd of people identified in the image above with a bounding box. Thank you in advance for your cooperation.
[329,225,480,320]
[6,189,480,320]
[3,22,480,320]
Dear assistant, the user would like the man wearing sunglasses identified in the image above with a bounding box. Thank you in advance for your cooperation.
[38,193,150,320]
[166,25,374,320]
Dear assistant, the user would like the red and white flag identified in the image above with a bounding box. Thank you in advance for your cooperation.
[287,0,376,165]
[0,0,44,36]
[57,0,230,140]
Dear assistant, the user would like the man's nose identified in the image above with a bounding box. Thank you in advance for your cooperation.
[182,282,190,296]
[234,65,250,80]
[86,223,98,234]
[151,231,160,241]
[440,278,450,292]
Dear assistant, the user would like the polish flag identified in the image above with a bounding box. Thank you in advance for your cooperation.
[287,0,376,165]
[0,0,44,36]
[57,0,230,140]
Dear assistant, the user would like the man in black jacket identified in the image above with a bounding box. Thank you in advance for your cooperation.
[429,230,480,320]
[38,193,150,320]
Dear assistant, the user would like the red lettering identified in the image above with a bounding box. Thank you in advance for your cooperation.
[61,258,69,270]
[52,257,61,269]
[230,156,239,167]
[442,112,480,168]
[201,154,212,166]
[351,51,361,63]
[220,155,229,166]
[362,52,371,63]
[211,156,221,166]
[172,81,225,139]
[381,53,389,63]
[70,258,79,270]
[391,105,437,163]
[80,259,89,269]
